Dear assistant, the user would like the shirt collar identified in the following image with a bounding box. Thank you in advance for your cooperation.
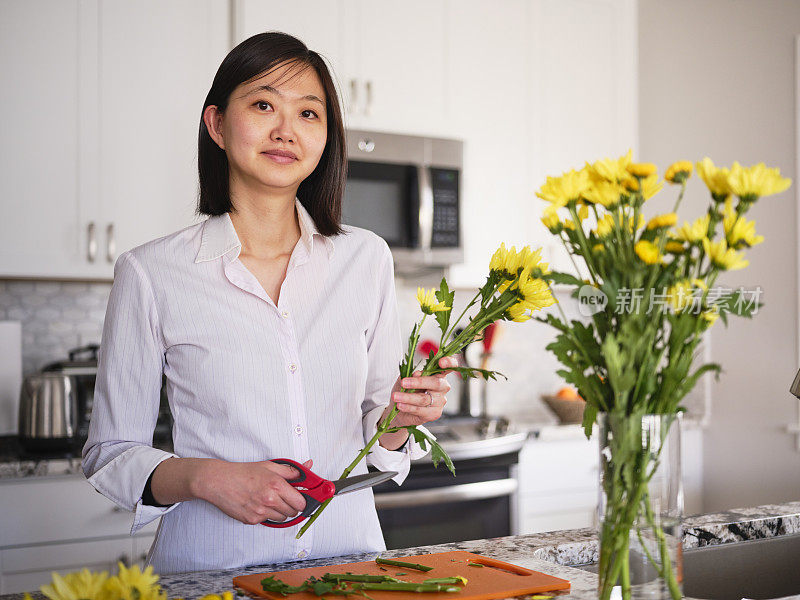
[194,198,335,264]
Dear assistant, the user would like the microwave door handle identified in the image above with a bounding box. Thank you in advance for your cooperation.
[417,165,434,256]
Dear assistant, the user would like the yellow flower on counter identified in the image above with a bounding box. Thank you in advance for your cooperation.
[585,149,633,184]
[98,563,166,600]
[702,238,749,271]
[665,161,693,184]
[696,157,732,202]
[674,214,710,243]
[626,162,657,178]
[416,287,450,314]
[722,198,764,248]
[535,168,590,206]
[40,569,110,600]
[634,240,661,264]
[583,180,625,209]
[646,213,678,230]
[728,161,792,200]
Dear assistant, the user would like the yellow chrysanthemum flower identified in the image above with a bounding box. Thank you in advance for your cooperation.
[674,215,710,243]
[702,238,749,271]
[646,213,678,230]
[98,563,166,600]
[585,149,633,184]
[634,240,661,264]
[541,207,561,233]
[665,240,685,254]
[592,243,604,252]
[535,168,590,206]
[728,161,792,200]
[562,219,576,230]
[594,214,614,238]
[696,157,732,201]
[416,287,449,314]
[626,162,657,178]
[515,274,557,311]
[665,161,693,184]
[504,302,530,323]
[667,280,694,312]
[722,198,764,248]
[41,569,110,600]
[577,204,589,221]
[583,180,625,209]
[505,246,544,278]
[701,310,720,326]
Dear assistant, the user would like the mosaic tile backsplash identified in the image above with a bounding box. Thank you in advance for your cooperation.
[0,274,709,425]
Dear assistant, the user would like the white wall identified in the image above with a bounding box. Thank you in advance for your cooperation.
[638,0,800,511]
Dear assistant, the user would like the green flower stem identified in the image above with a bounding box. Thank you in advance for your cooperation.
[375,558,433,571]
[567,204,601,285]
[641,494,682,600]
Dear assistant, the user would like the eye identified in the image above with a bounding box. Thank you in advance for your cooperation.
[302,109,319,119]
[254,100,272,111]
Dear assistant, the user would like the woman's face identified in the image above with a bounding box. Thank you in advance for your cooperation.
[206,61,328,197]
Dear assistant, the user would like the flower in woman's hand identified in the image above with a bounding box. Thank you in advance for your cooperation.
[416,287,450,314]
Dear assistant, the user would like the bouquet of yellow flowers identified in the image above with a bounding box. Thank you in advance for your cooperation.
[23,562,232,600]
[297,243,556,537]
[534,151,790,600]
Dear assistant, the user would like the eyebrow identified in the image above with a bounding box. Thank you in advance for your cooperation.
[242,84,324,105]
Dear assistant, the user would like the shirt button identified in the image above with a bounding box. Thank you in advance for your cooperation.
[294,425,303,435]
[297,549,308,558]
[281,310,290,319]
[288,363,297,373]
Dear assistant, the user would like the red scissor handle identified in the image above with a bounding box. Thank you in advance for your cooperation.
[260,458,336,528]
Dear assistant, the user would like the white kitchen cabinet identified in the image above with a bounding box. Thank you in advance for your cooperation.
[0,475,159,594]
[234,0,449,137]
[514,432,600,535]
[0,0,226,279]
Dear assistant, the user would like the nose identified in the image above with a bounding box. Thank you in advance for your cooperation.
[270,110,295,145]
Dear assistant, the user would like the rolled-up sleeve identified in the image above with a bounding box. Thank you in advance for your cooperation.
[361,240,432,485]
[82,251,180,534]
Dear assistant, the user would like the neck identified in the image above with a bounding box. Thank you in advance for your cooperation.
[229,191,301,260]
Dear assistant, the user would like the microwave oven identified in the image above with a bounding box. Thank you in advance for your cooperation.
[343,129,463,270]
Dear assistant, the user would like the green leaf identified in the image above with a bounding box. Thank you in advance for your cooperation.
[447,366,507,382]
[713,290,763,319]
[407,426,429,451]
[545,270,586,288]
[581,402,598,438]
[408,426,455,475]
[434,277,456,335]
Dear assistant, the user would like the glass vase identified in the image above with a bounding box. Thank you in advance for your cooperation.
[597,413,683,600]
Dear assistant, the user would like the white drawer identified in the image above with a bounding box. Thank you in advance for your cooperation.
[0,475,157,547]
[517,437,599,496]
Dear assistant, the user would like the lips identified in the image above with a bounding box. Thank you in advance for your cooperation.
[262,149,297,160]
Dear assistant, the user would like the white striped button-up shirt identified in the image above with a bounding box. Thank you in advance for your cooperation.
[82,198,431,574]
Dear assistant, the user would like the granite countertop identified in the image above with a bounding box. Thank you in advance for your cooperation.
[2,501,798,600]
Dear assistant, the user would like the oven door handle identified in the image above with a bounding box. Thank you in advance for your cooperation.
[373,478,518,509]
[416,164,434,257]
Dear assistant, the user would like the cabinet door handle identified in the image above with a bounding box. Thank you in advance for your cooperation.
[364,80,372,116]
[106,222,116,263]
[87,222,97,263]
[349,78,359,115]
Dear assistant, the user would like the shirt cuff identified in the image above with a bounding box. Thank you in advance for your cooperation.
[85,446,181,535]
[366,425,434,485]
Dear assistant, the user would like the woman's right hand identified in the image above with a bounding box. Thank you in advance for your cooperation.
[196,458,313,525]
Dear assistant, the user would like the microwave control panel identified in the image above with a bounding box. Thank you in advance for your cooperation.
[431,168,460,248]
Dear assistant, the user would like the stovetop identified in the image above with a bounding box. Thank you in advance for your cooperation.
[415,414,530,462]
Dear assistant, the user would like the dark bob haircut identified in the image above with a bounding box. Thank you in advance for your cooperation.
[197,31,346,236]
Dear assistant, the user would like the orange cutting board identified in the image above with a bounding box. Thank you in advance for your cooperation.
[232,550,570,600]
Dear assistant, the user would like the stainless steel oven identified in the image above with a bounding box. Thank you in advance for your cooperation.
[344,129,463,270]
[369,416,528,549]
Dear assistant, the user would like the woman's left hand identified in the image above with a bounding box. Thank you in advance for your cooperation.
[387,356,459,428]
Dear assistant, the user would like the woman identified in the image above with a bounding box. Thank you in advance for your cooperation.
[82,32,456,574]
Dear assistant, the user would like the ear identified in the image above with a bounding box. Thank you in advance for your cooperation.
[202,105,225,151]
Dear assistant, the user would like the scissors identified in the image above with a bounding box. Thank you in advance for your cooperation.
[261,458,398,528]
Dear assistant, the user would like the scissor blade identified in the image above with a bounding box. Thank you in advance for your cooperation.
[333,470,397,496]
